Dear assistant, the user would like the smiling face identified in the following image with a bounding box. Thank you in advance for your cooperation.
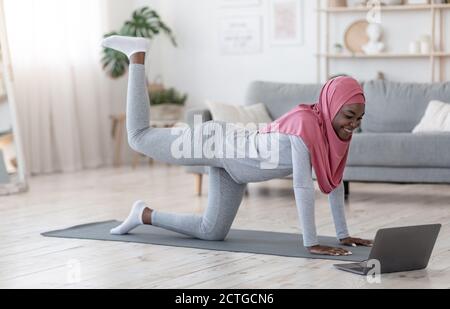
[332,103,365,141]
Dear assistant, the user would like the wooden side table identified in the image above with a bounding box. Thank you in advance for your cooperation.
[110,113,180,168]
[110,114,126,167]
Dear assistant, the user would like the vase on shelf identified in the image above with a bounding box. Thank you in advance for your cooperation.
[362,23,385,55]
[409,40,421,54]
[419,35,432,54]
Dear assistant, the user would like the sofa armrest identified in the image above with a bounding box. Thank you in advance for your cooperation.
[185,108,212,127]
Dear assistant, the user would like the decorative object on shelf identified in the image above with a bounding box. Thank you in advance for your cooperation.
[344,20,369,53]
[102,7,177,79]
[419,34,432,54]
[347,0,367,6]
[328,0,347,7]
[269,0,304,46]
[333,43,344,54]
[409,40,421,54]
[362,22,385,54]
[149,87,187,122]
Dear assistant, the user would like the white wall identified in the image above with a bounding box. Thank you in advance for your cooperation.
[135,0,318,110]
[130,0,449,112]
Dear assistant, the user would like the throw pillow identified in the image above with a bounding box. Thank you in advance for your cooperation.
[412,100,450,133]
[206,100,272,129]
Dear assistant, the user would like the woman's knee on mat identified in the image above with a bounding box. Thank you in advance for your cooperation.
[199,223,230,241]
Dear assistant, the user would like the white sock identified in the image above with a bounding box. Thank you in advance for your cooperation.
[110,200,149,235]
[101,35,150,59]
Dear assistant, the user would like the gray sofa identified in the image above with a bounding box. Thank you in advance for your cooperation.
[185,80,450,197]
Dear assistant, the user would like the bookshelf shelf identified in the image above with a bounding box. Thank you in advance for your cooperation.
[316,1,449,82]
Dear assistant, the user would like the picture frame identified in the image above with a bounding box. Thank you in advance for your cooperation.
[269,0,304,46]
[219,15,262,55]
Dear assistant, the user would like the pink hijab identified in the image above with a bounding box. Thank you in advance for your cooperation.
[259,76,365,194]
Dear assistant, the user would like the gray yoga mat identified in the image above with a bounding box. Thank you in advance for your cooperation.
[42,220,371,262]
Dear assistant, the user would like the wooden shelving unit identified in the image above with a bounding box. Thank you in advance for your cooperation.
[317,52,450,58]
[316,1,450,82]
[319,3,450,12]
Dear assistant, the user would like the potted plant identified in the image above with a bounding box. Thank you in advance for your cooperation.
[102,7,177,79]
[149,87,188,122]
[333,43,344,54]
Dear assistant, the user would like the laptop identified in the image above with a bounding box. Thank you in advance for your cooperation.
[334,224,441,275]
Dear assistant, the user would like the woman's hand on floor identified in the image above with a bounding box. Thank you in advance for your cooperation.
[340,237,373,247]
[307,245,352,256]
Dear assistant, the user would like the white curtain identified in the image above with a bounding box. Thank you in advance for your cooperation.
[3,0,114,174]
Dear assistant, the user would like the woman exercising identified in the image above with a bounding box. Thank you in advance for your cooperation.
[103,36,373,257]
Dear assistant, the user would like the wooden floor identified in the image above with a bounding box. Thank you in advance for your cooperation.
[0,163,449,289]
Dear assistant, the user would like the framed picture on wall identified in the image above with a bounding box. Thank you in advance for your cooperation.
[269,0,304,46]
[219,16,262,55]
[219,0,261,8]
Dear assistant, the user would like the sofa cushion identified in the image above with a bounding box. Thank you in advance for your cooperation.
[206,100,272,126]
[362,80,450,133]
[245,81,322,120]
[347,132,450,168]
[412,100,450,133]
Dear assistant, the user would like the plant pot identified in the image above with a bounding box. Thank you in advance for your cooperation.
[150,104,185,122]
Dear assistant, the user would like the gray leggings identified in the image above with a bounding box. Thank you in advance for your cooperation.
[127,64,247,240]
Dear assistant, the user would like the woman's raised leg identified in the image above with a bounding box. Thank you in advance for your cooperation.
[103,35,224,168]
